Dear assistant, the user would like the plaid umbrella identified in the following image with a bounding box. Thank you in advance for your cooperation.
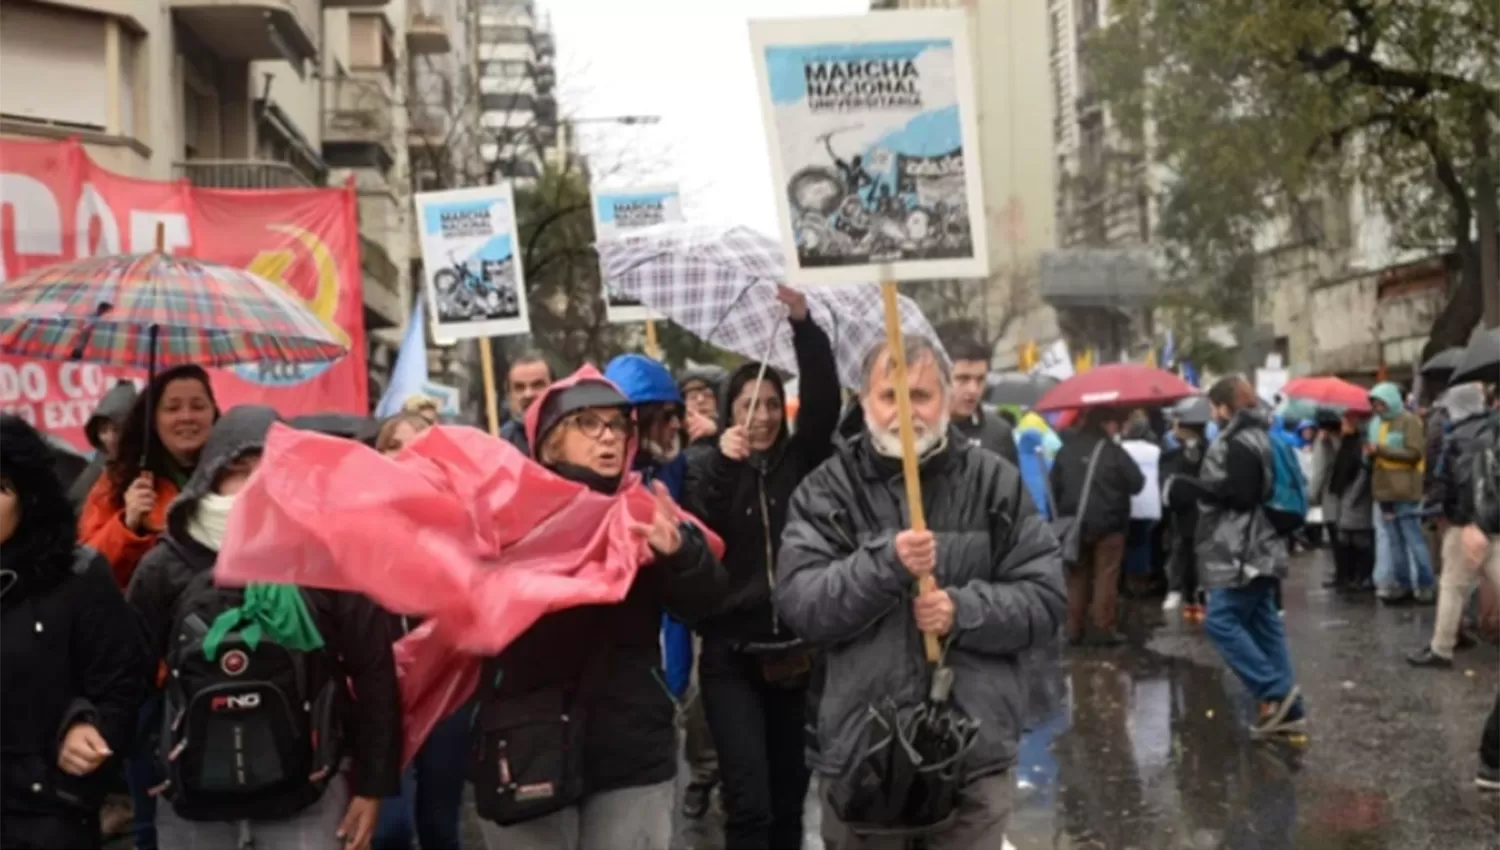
[597,224,944,389]
[0,252,346,370]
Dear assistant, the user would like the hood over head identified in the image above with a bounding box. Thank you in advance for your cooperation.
[1369,382,1406,420]
[167,405,280,534]
[524,365,635,492]
[719,361,789,446]
[85,380,139,452]
[1295,419,1318,433]
[1170,395,1213,426]
[604,354,682,406]
[1442,381,1489,422]
[678,363,727,395]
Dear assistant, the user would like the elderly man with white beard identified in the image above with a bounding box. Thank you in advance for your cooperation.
[774,336,1066,849]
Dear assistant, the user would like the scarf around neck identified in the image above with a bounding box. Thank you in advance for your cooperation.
[186,491,235,551]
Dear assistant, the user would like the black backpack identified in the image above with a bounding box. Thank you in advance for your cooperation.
[157,568,344,822]
[1472,412,1500,536]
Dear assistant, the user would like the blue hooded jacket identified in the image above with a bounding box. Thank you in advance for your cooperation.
[603,354,694,697]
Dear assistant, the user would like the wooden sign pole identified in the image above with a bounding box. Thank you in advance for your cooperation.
[880,279,941,664]
[644,318,662,360]
[479,336,500,437]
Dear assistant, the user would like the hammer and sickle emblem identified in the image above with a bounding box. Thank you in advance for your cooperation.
[245,224,351,347]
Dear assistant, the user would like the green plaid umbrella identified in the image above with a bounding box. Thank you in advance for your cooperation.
[0,252,346,370]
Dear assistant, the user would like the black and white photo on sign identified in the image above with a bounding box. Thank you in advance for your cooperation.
[414,184,531,342]
[749,11,990,286]
[591,185,684,324]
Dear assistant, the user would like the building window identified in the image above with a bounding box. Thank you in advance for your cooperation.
[1,2,144,135]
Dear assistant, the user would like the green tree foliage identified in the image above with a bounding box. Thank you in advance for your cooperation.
[1089,0,1499,354]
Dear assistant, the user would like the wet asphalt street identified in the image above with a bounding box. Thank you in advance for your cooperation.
[669,547,1500,850]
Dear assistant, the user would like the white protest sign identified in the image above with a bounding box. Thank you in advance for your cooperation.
[591,185,684,324]
[749,11,990,286]
[414,185,531,341]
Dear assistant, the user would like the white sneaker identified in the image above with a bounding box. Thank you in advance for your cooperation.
[1162,592,1183,611]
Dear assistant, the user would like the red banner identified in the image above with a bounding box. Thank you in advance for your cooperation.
[0,138,368,450]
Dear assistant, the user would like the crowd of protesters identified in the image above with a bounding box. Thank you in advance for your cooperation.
[4,294,1499,850]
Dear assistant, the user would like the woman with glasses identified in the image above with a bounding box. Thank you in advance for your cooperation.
[473,367,728,850]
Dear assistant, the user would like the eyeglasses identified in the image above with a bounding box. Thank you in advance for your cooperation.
[567,411,634,440]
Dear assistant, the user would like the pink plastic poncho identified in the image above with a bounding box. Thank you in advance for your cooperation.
[216,367,723,762]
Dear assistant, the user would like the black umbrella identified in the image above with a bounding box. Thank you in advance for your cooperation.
[290,413,378,444]
[1419,346,1465,378]
[984,373,1059,409]
[1451,328,1500,385]
[824,668,979,837]
[43,434,90,491]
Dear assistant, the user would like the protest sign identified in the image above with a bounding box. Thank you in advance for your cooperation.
[414,185,530,341]
[749,10,989,285]
[591,185,683,324]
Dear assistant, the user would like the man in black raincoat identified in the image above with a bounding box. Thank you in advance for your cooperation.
[776,336,1066,849]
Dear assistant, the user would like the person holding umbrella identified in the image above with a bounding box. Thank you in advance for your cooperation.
[775,336,1066,847]
[1050,407,1145,646]
[77,365,219,589]
[682,286,841,850]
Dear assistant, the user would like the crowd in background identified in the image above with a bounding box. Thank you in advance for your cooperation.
[4,302,1499,850]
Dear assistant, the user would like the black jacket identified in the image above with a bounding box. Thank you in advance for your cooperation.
[684,317,841,644]
[775,436,1066,778]
[127,406,402,801]
[1049,429,1145,543]
[951,409,1019,466]
[2,549,147,818]
[481,525,726,794]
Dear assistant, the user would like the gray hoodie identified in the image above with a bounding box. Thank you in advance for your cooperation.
[67,381,141,508]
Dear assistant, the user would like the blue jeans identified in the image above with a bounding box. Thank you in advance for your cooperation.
[1375,501,1435,592]
[1204,578,1300,711]
[373,706,471,850]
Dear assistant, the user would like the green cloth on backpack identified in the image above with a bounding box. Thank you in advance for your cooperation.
[202,583,325,662]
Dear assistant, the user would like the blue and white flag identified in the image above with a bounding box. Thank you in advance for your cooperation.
[1161,329,1176,368]
[375,300,429,419]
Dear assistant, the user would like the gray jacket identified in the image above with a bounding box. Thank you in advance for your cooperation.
[775,436,1066,780]
[1168,410,1288,590]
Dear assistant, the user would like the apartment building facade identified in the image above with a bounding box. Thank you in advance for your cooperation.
[870,0,1062,368]
[474,0,557,182]
[1,0,460,392]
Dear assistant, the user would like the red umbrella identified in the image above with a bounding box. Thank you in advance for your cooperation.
[1281,376,1371,414]
[1033,363,1196,412]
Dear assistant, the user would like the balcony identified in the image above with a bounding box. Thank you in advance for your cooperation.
[407,11,451,54]
[170,0,318,65]
[322,70,394,170]
[357,189,403,327]
[174,159,313,188]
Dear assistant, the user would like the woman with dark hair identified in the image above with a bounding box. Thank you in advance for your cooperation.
[78,365,218,588]
[1,415,146,849]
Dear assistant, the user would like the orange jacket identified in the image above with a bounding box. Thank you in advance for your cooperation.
[78,474,179,588]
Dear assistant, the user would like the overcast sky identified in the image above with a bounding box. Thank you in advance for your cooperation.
[544,0,869,233]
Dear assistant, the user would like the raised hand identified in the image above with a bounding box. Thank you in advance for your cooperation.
[719,425,750,461]
[631,481,684,555]
[776,285,809,322]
